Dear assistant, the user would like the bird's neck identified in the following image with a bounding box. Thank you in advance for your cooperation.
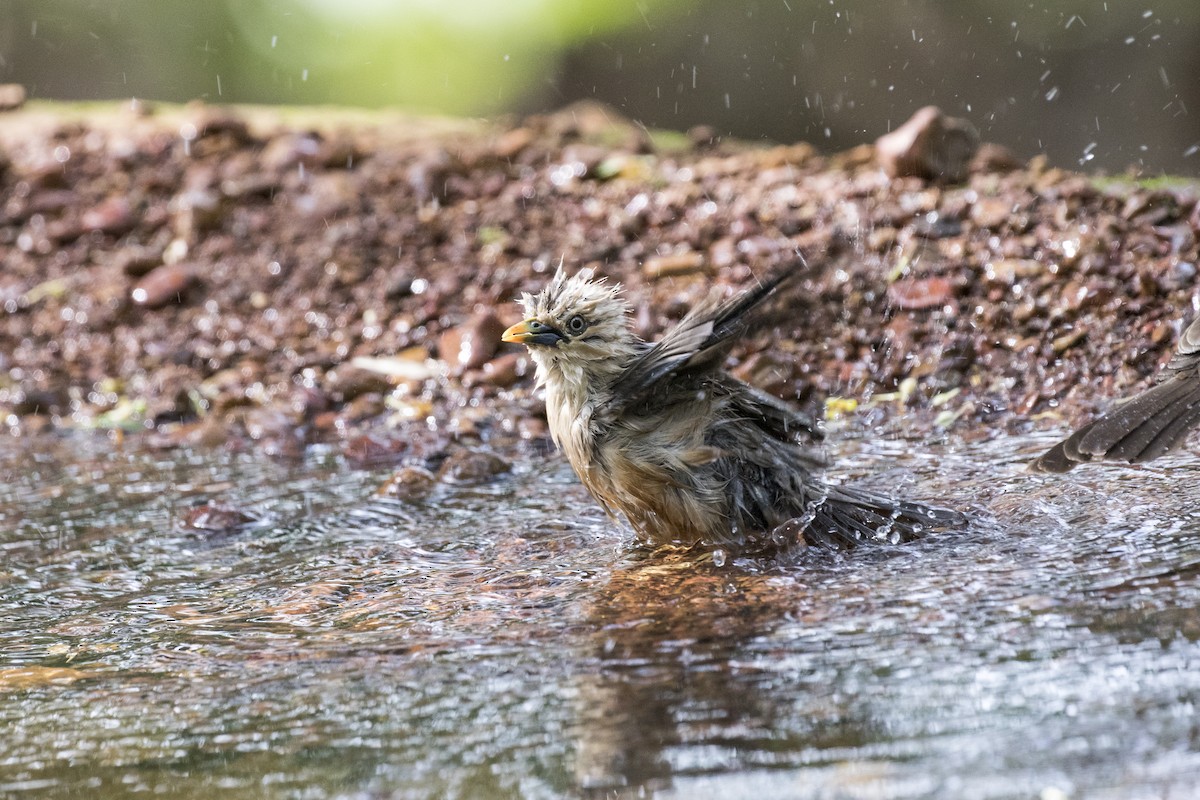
[533,342,637,455]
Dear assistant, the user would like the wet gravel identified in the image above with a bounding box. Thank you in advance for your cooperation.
[1,99,1197,470]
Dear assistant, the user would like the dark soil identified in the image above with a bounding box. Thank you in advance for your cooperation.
[1,99,1197,472]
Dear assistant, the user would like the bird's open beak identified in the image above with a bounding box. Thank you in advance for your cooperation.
[501,319,565,347]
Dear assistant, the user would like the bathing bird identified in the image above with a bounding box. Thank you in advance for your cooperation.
[501,261,965,553]
[1033,314,1200,472]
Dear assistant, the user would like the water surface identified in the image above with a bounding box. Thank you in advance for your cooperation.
[2,432,1198,798]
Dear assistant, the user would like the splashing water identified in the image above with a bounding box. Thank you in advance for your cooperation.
[2,431,1199,798]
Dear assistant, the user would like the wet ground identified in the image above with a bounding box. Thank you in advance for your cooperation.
[3,431,1199,799]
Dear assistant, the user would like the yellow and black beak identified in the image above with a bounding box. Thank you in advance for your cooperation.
[501,319,565,347]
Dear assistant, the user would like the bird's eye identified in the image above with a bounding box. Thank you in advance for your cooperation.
[567,315,587,334]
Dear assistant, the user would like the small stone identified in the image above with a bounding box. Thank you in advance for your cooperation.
[687,124,719,147]
[0,84,26,112]
[377,465,438,502]
[131,264,196,308]
[113,245,164,277]
[559,144,607,177]
[867,227,897,252]
[481,352,528,388]
[343,433,409,467]
[643,251,705,280]
[82,197,135,236]
[888,276,954,311]
[324,365,393,403]
[1151,321,1173,344]
[26,189,78,215]
[180,504,257,533]
[437,448,510,484]
[970,142,1023,174]
[875,106,980,182]
[261,133,323,171]
[340,392,386,423]
[220,173,280,199]
[970,198,1012,229]
[1121,191,1176,225]
[438,311,506,372]
[406,149,456,202]
[173,189,224,238]
[494,127,536,159]
[1052,328,1086,354]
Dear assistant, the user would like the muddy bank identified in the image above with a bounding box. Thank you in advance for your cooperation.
[0,98,1197,467]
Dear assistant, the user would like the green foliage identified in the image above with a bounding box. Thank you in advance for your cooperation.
[228,0,682,112]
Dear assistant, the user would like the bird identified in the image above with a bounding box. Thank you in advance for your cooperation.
[1032,314,1200,472]
[500,261,965,554]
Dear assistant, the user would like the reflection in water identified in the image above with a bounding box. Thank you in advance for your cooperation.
[1,433,1200,798]
[574,555,794,795]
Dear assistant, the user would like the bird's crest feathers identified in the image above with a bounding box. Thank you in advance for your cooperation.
[519,264,628,324]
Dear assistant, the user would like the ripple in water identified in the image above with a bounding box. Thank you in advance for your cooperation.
[1,431,1199,798]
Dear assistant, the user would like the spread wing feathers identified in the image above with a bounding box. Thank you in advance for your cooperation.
[723,459,966,550]
[1032,314,1200,473]
[719,377,825,451]
[805,485,967,548]
[1032,375,1200,472]
[1162,315,1200,378]
[603,265,800,418]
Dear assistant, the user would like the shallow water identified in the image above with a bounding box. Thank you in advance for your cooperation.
[2,431,1199,799]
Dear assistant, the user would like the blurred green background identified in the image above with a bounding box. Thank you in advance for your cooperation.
[2,0,1198,174]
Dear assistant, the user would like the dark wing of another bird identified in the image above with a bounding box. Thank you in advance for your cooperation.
[1162,314,1200,377]
[1032,315,1200,472]
[601,264,803,421]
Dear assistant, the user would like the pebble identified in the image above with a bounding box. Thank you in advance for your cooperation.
[875,106,980,182]
[114,245,164,277]
[180,504,257,533]
[377,465,438,502]
[643,251,705,280]
[985,259,1042,284]
[970,142,1023,174]
[1052,328,1087,354]
[173,189,224,238]
[888,276,955,311]
[323,365,393,403]
[437,448,510,484]
[494,127,536,159]
[970,198,1012,229]
[480,352,528,388]
[343,433,410,467]
[81,197,135,235]
[438,311,506,371]
[131,264,196,308]
[0,84,26,112]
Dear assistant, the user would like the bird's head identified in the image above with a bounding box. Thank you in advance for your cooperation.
[502,265,637,379]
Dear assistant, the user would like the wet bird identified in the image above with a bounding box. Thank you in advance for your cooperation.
[501,262,964,553]
[1033,314,1200,472]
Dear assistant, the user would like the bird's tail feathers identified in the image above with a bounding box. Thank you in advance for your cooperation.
[793,483,966,549]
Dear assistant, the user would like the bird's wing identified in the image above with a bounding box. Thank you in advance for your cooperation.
[1032,314,1200,473]
[601,264,801,418]
[1162,314,1200,379]
[1032,374,1200,472]
[720,377,825,448]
